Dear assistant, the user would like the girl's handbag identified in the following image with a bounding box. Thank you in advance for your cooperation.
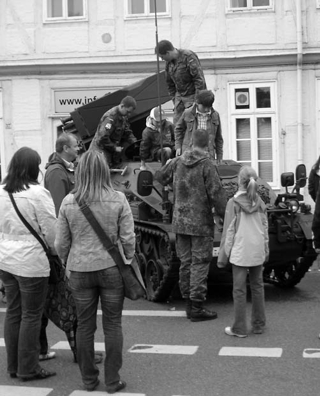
[8,193,61,284]
[75,198,146,300]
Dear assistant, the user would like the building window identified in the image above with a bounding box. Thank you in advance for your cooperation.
[229,82,278,186]
[126,0,169,18]
[45,0,87,21]
[228,0,273,11]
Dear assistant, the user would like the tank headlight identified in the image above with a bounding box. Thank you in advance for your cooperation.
[286,199,299,213]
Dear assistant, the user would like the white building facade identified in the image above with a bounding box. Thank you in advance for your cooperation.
[0,0,320,201]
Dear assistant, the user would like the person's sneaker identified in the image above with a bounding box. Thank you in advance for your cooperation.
[106,380,126,394]
[20,368,56,381]
[225,326,247,338]
[252,327,264,334]
[39,352,56,361]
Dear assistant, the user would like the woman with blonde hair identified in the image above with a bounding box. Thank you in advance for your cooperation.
[218,165,269,338]
[55,150,135,393]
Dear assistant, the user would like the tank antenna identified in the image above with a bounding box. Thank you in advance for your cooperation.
[154,0,170,223]
[154,0,164,166]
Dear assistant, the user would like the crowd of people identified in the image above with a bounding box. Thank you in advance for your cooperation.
[0,38,314,392]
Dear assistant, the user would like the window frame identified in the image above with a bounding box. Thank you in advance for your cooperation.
[227,0,274,13]
[44,0,88,23]
[124,0,170,19]
[229,81,279,188]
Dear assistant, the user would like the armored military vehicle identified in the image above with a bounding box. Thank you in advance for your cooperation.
[61,72,316,301]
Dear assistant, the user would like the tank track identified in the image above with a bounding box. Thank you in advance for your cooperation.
[263,240,316,288]
[134,223,180,302]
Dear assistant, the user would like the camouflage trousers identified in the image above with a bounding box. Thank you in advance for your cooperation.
[173,94,195,125]
[176,234,213,302]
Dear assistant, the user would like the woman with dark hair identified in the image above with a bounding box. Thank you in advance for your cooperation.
[308,155,320,202]
[55,150,135,393]
[0,147,57,381]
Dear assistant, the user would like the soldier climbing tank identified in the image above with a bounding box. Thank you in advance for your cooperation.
[60,72,317,301]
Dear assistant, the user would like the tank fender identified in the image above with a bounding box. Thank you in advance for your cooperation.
[288,213,314,240]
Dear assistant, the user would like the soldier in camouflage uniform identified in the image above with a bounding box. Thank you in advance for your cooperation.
[89,96,137,167]
[155,129,227,322]
[155,40,207,125]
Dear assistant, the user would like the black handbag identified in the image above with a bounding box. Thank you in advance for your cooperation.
[75,197,146,300]
[8,193,61,284]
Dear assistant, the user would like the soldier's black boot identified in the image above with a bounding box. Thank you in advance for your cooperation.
[185,298,192,319]
[190,301,218,322]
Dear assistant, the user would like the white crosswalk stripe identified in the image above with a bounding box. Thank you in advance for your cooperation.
[219,346,283,357]
[128,344,198,354]
[69,392,145,396]
[0,386,53,396]
[0,307,186,317]
[303,348,320,358]
[52,341,105,351]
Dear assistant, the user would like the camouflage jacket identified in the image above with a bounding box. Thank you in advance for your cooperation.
[175,104,224,160]
[140,119,175,161]
[155,149,227,236]
[165,49,206,98]
[89,106,136,154]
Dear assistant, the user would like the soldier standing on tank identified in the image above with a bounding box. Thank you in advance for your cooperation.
[89,96,137,167]
[155,129,227,321]
[175,89,223,163]
[155,40,207,125]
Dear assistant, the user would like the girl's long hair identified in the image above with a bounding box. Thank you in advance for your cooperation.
[3,147,41,193]
[73,151,114,203]
[238,165,258,204]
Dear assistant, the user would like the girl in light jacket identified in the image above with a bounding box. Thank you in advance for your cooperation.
[0,147,57,380]
[218,166,269,338]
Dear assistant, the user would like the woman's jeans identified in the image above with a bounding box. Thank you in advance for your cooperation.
[69,267,124,389]
[0,270,48,378]
[231,264,266,335]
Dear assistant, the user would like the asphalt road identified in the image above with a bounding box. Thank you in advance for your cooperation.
[0,269,320,396]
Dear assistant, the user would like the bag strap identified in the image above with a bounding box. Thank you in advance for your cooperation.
[75,197,127,272]
[8,192,49,254]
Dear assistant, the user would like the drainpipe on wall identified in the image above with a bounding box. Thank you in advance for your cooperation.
[296,0,303,164]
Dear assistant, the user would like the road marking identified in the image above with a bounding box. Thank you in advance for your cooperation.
[70,392,145,396]
[0,386,52,396]
[122,310,186,317]
[303,348,320,358]
[128,344,198,355]
[0,339,4,347]
[0,308,187,317]
[219,347,283,357]
[51,342,198,355]
[52,341,105,352]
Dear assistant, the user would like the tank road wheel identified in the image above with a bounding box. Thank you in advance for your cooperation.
[272,258,310,288]
[145,259,164,301]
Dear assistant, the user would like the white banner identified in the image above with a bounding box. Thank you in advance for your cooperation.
[54,89,109,113]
